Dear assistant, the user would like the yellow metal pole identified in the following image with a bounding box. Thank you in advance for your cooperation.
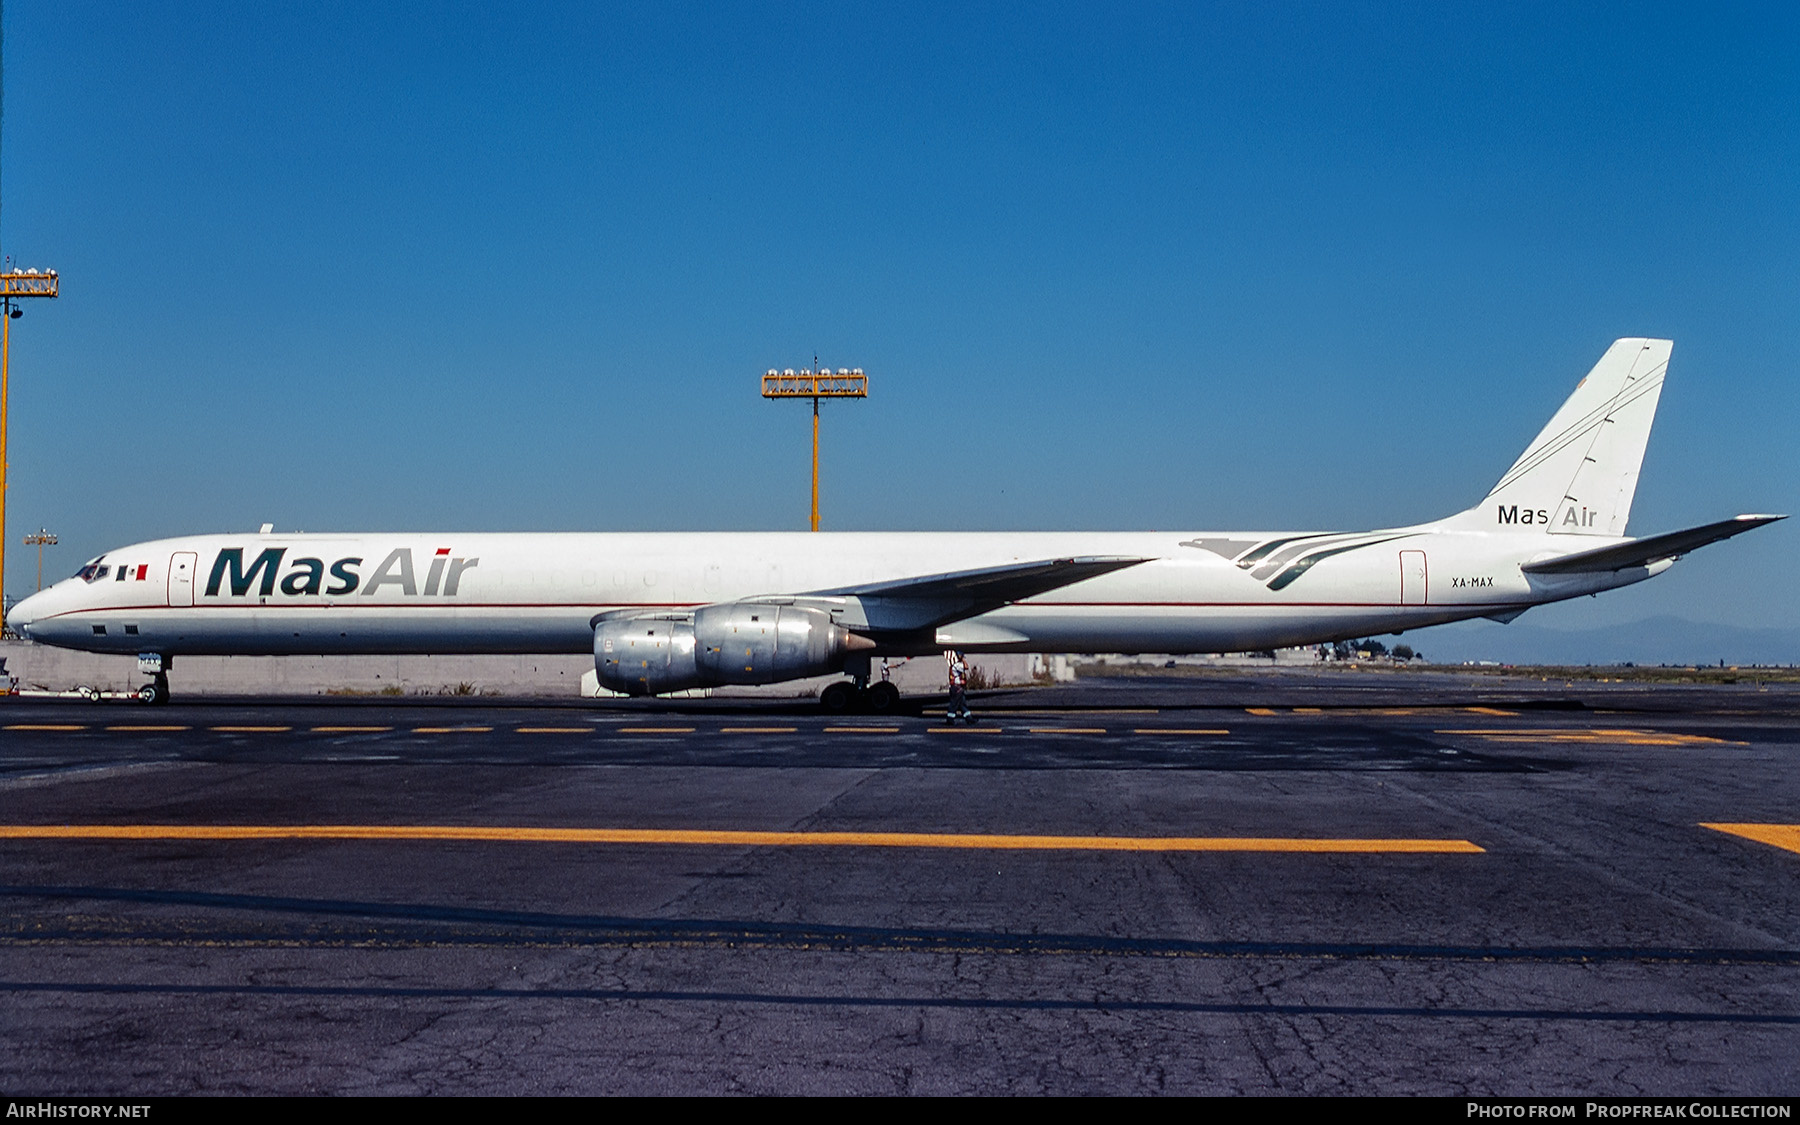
[810,396,820,532]
[0,308,10,630]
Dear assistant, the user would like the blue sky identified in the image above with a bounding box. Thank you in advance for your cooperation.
[1,2,1793,630]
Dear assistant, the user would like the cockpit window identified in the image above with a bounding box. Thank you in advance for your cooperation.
[75,563,110,583]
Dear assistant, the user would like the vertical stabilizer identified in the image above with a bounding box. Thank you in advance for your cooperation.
[1447,339,1670,536]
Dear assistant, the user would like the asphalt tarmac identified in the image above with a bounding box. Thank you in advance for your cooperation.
[2,670,1797,1095]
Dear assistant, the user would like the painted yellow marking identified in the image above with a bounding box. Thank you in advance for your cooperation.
[1463,707,1517,716]
[1369,708,1422,716]
[1437,728,1738,746]
[1245,708,1279,716]
[1702,823,1800,855]
[0,824,1487,853]
[718,727,798,734]
[311,726,394,733]
[1029,727,1106,734]
[1134,728,1230,735]
[616,727,695,734]
[1293,707,1323,714]
[210,726,292,733]
[826,726,899,734]
[411,726,494,734]
[514,727,593,734]
[106,725,190,732]
[5,724,87,731]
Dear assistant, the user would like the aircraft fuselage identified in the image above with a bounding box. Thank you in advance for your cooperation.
[10,527,1656,659]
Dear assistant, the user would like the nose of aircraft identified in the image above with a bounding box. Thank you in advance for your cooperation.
[7,588,48,633]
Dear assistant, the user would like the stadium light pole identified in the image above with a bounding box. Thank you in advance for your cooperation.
[761,364,867,531]
[23,527,53,591]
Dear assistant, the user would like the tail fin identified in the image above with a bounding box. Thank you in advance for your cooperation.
[1444,338,1670,536]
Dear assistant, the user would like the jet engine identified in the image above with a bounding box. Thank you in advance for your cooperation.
[593,613,703,696]
[594,603,870,696]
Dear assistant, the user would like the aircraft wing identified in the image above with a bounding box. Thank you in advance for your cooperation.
[1520,514,1785,576]
[792,554,1153,634]
[809,555,1149,602]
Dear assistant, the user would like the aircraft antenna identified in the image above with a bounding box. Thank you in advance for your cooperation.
[761,362,867,531]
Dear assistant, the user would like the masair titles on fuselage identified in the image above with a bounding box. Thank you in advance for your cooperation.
[195,547,481,599]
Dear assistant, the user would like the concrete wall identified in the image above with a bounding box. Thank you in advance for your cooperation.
[0,640,1048,700]
[0,641,590,698]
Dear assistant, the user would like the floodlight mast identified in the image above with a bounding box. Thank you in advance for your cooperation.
[0,268,59,629]
[22,528,54,591]
[761,364,867,531]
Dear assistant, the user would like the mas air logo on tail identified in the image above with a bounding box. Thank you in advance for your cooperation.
[1496,504,1602,529]
[204,547,479,598]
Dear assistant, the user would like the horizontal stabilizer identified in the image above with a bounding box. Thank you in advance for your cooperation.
[1521,515,1785,575]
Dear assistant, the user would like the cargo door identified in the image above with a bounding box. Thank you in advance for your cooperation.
[1399,550,1427,606]
[168,552,197,607]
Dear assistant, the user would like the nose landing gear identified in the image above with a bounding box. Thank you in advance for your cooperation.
[135,654,171,705]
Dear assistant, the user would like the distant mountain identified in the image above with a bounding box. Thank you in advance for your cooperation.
[1405,615,1800,667]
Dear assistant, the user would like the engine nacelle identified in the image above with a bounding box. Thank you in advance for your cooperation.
[593,614,703,696]
[694,603,850,685]
[594,603,867,696]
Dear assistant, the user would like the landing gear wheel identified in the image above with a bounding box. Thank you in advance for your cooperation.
[820,681,858,713]
[136,682,162,705]
[864,681,900,714]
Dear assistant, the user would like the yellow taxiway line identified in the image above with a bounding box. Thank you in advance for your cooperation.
[1701,823,1800,856]
[0,824,1486,853]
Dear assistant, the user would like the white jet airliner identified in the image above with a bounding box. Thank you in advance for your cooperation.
[7,338,1781,708]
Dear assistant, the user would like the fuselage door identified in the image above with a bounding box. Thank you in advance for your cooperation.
[169,552,197,607]
[1399,550,1427,606]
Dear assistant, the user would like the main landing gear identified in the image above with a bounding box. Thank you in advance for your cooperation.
[819,661,903,715]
